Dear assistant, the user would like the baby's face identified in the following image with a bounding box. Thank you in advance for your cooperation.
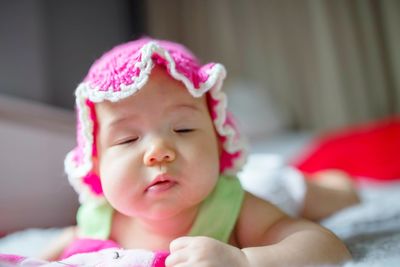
[94,66,220,220]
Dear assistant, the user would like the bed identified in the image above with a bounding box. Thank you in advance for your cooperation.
[1,94,399,266]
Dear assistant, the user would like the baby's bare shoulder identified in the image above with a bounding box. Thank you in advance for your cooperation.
[234,191,289,247]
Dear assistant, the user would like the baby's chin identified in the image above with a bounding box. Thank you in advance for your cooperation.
[141,204,190,221]
[122,201,195,222]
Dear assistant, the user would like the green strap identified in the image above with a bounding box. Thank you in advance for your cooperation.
[188,175,244,243]
[77,175,244,243]
[77,200,113,240]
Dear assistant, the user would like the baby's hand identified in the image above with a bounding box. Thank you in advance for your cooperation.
[165,236,249,267]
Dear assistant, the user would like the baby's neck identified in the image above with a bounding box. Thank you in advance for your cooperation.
[112,206,199,250]
[138,206,199,236]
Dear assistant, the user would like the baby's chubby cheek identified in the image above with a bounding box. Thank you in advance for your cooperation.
[99,156,139,190]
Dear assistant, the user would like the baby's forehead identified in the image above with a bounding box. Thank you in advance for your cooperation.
[94,69,208,123]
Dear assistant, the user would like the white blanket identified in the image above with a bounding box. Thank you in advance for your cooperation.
[322,182,400,266]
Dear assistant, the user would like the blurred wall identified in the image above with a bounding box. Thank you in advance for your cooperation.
[145,0,400,131]
[0,0,145,109]
[0,1,47,104]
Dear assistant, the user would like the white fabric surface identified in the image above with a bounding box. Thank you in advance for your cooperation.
[323,181,400,266]
[238,154,306,216]
[0,228,62,257]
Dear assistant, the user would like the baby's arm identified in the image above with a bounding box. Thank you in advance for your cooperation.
[302,170,359,221]
[238,192,351,266]
[39,226,76,261]
[166,192,350,267]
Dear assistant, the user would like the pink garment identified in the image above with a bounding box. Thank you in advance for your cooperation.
[60,238,120,259]
[0,254,25,265]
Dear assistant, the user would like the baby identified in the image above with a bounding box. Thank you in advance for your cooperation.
[43,38,355,266]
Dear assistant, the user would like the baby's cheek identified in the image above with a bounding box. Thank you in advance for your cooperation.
[197,140,220,174]
[102,169,143,211]
[100,166,128,199]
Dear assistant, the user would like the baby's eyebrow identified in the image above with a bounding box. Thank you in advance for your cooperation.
[168,103,203,114]
[106,114,139,129]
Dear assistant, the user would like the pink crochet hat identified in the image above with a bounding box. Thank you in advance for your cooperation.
[65,38,247,203]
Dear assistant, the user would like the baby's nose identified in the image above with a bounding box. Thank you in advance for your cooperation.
[144,143,176,166]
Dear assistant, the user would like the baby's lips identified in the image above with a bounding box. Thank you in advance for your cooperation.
[145,173,177,192]
[146,180,177,194]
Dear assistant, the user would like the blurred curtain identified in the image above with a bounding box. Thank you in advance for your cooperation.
[145,0,400,131]
[0,0,142,109]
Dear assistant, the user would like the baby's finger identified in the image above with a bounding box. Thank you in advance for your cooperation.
[165,250,187,267]
[169,236,193,252]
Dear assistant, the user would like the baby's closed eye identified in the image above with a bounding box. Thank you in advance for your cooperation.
[115,136,139,145]
[174,128,195,133]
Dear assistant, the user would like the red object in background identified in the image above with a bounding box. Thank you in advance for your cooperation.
[292,117,400,182]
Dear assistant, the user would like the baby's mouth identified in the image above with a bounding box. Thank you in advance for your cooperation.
[145,174,177,194]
